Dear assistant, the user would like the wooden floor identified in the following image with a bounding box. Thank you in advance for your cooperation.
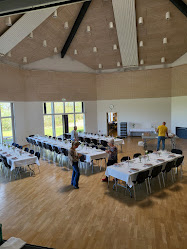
[0,137,187,249]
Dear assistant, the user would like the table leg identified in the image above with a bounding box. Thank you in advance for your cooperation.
[91,160,93,173]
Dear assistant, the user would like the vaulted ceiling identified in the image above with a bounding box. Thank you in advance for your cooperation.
[0,0,186,70]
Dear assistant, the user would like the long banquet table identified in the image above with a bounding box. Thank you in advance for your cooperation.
[0,145,39,171]
[29,136,108,173]
[142,133,177,149]
[60,132,124,150]
[105,150,182,190]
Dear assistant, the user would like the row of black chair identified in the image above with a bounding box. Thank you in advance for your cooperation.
[12,143,23,149]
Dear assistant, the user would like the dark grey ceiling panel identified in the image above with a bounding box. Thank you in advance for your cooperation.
[0,0,91,16]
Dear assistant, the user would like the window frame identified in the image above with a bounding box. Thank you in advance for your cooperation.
[0,102,15,144]
[43,101,85,136]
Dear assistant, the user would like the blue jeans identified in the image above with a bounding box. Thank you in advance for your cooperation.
[71,162,80,187]
[157,136,166,151]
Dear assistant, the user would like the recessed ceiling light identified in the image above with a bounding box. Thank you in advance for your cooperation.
[98,64,102,69]
[139,41,143,47]
[163,37,167,44]
[23,57,27,63]
[6,16,12,26]
[140,59,144,65]
[138,17,143,25]
[54,47,58,53]
[64,22,69,29]
[161,57,165,63]
[53,10,57,18]
[93,47,97,53]
[86,25,91,32]
[166,12,170,20]
[29,31,33,39]
[74,49,78,55]
[109,22,114,29]
[43,40,47,47]
[113,44,117,50]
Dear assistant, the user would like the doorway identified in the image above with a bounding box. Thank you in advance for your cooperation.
[107,112,117,136]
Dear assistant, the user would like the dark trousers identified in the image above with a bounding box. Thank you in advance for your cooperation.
[71,162,80,187]
[157,136,166,151]
[107,159,117,166]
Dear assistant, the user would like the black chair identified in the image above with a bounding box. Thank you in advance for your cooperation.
[85,138,91,144]
[100,147,106,151]
[24,147,29,152]
[58,138,62,141]
[101,140,108,147]
[78,137,84,143]
[148,165,163,193]
[147,150,153,154]
[15,144,19,148]
[79,155,87,172]
[66,134,71,139]
[133,153,141,158]
[171,149,182,155]
[121,156,131,162]
[30,150,34,154]
[19,146,23,149]
[132,170,150,200]
[175,156,184,177]
[91,145,98,149]
[162,160,175,187]
[29,135,34,137]
[49,136,52,138]
[12,143,16,146]
[35,152,41,172]
[92,139,98,145]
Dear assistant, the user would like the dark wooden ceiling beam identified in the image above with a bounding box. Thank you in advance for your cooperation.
[170,0,187,17]
[61,0,92,58]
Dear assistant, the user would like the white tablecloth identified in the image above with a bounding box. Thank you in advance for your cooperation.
[105,151,182,187]
[30,136,108,162]
[0,146,40,171]
[60,133,124,146]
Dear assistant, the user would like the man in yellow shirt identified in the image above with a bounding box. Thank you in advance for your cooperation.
[156,122,168,150]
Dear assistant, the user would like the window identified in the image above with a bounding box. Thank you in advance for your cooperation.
[0,102,15,144]
[43,102,85,136]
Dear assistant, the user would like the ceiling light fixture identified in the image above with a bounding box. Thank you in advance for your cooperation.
[113,44,117,50]
[86,25,91,32]
[98,64,102,69]
[6,16,12,26]
[161,57,165,63]
[109,22,114,29]
[53,10,58,18]
[139,41,144,47]
[54,47,58,53]
[7,51,11,57]
[117,62,121,67]
[43,40,47,47]
[23,57,27,63]
[74,49,78,55]
[64,22,69,29]
[140,59,144,65]
[138,17,143,25]
[163,37,167,44]
[29,31,33,39]
[93,47,97,53]
[166,12,170,20]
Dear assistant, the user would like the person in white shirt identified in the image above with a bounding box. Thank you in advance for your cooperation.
[71,126,78,141]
